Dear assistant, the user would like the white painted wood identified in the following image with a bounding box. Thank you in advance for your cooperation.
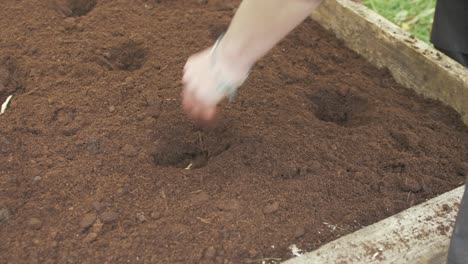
[283,186,463,264]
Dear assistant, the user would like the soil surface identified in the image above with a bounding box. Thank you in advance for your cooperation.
[1,0,468,263]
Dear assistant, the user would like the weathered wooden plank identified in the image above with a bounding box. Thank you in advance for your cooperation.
[283,186,463,264]
[311,0,468,124]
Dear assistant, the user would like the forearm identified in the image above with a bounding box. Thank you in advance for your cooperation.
[217,0,323,70]
[181,0,323,121]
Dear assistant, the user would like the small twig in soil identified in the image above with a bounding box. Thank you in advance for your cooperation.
[355,221,365,228]
[196,216,211,224]
[406,191,412,202]
[22,87,42,97]
[159,64,168,72]
[0,95,13,115]
[244,257,282,264]
[323,222,350,232]
[99,57,114,70]
[185,162,193,170]
[197,132,206,153]
[371,247,384,260]
[371,252,380,260]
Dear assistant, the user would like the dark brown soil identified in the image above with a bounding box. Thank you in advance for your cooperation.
[1,1,467,263]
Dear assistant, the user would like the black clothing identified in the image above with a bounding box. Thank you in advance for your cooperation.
[431,0,468,54]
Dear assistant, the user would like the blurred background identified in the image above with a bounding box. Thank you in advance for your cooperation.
[362,0,436,44]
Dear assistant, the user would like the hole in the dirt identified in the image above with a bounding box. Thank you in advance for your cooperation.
[55,0,97,17]
[151,121,233,170]
[51,107,77,125]
[0,57,26,103]
[152,137,231,170]
[309,88,371,127]
[389,131,417,151]
[152,147,208,169]
[101,40,148,71]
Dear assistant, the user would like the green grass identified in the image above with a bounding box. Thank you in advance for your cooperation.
[362,0,436,44]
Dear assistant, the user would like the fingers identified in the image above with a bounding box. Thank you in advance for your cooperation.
[181,49,224,123]
[201,105,216,121]
[181,85,217,122]
[185,99,217,122]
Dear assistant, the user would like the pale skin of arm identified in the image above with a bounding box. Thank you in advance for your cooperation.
[182,0,323,122]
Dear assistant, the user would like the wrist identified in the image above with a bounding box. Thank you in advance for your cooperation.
[216,37,256,75]
[207,34,252,102]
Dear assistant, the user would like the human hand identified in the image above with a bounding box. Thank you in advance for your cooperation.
[181,42,250,122]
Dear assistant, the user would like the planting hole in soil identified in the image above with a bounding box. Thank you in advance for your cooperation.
[51,107,76,125]
[1,1,468,263]
[152,142,209,169]
[310,88,372,127]
[54,0,97,17]
[152,122,232,169]
[99,40,148,71]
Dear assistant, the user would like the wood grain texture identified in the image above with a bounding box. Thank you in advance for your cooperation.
[284,186,463,264]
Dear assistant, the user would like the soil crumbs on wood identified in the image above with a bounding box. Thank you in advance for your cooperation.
[1,0,467,263]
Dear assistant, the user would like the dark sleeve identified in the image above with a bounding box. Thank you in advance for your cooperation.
[431,0,468,54]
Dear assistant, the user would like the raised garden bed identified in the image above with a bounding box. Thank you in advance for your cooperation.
[0,0,467,263]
